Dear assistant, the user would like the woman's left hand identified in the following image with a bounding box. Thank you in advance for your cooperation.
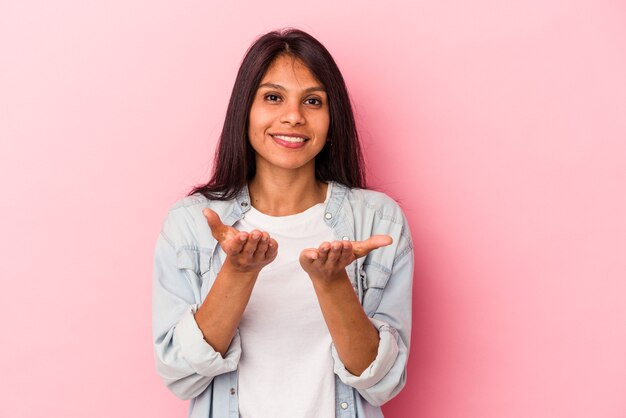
[299,235,392,284]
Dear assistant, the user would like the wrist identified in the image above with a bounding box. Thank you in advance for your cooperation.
[219,259,260,284]
[310,270,351,293]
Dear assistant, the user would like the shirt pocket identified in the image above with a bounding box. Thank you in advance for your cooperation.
[176,247,214,303]
[360,264,392,316]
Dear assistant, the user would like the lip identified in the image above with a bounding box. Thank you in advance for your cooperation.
[269,133,310,149]
[269,133,310,140]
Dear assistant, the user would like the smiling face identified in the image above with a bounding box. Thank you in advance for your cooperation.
[248,54,330,179]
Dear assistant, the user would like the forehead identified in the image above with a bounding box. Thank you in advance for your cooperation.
[260,54,321,87]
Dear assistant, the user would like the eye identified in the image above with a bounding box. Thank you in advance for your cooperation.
[264,94,282,102]
[304,97,322,106]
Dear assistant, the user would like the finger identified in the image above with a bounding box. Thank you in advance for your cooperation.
[317,241,331,264]
[266,238,279,261]
[352,235,393,259]
[340,240,355,264]
[241,230,262,257]
[223,232,248,256]
[299,248,319,265]
[203,208,227,240]
[253,231,270,260]
[326,241,343,264]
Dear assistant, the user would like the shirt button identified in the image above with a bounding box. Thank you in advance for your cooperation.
[324,212,332,219]
[230,387,236,395]
[241,202,249,207]
[340,402,348,409]
[342,236,349,241]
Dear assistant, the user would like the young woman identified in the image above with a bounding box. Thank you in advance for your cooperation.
[153,29,414,418]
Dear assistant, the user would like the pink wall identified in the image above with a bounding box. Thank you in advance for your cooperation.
[1,1,625,417]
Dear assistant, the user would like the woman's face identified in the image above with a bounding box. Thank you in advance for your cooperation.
[248,54,330,177]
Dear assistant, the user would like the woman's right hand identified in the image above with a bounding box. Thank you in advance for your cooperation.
[203,208,278,273]
[194,208,278,356]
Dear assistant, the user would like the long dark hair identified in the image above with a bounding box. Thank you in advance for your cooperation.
[189,28,366,200]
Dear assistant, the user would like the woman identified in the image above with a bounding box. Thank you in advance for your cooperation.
[153,28,414,418]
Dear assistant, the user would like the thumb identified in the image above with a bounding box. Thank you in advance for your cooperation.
[352,235,393,259]
[203,208,226,239]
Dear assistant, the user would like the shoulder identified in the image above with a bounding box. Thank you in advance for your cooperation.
[164,193,210,227]
[166,193,237,220]
[169,193,210,211]
[160,193,235,248]
[344,187,407,226]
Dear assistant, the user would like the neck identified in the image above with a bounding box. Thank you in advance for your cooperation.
[248,168,328,216]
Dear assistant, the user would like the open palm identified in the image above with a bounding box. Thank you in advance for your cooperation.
[203,208,278,273]
[299,235,392,282]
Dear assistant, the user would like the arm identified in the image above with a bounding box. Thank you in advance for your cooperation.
[300,218,414,406]
[152,208,277,399]
[193,208,278,356]
[299,236,393,375]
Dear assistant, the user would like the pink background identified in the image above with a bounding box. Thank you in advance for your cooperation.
[1,1,625,417]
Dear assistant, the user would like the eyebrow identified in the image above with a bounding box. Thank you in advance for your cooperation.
[257,82,326,93]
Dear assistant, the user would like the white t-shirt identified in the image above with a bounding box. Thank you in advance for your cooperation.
[224,199,336,418]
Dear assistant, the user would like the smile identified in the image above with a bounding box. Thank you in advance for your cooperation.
[270,134,309,143]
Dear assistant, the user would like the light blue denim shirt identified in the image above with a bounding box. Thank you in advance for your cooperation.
[153,181,414,418]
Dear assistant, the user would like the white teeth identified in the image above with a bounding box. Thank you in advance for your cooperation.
[273,135,306,143]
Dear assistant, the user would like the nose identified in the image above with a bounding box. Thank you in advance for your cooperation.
[280,101,305,126]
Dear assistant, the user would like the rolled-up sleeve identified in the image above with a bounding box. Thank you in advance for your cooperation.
[331,317,400,389]
[333,228,414,407]
[153,232,241,400]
